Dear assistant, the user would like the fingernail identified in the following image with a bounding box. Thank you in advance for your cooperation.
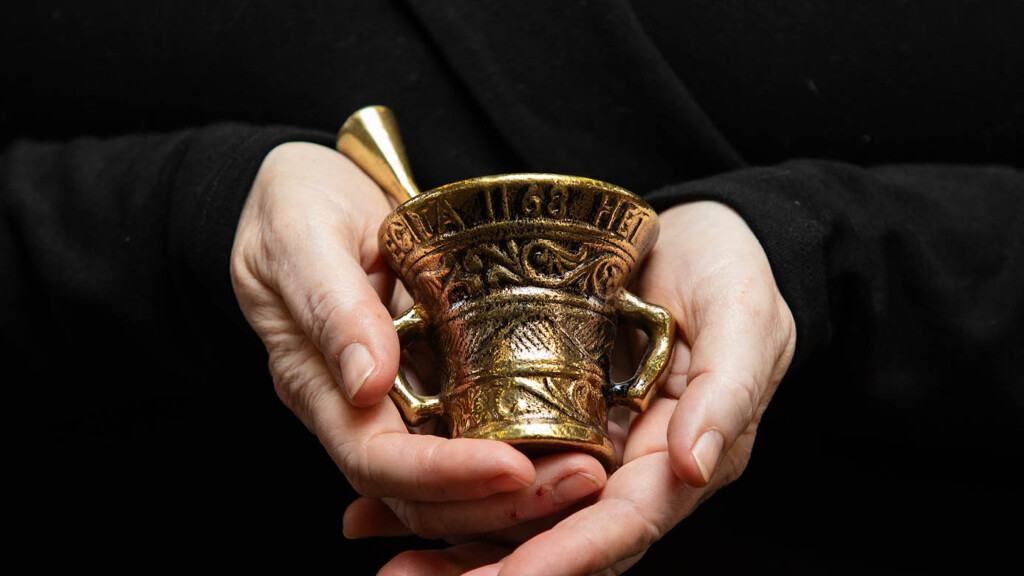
[483,474,531,494]
[552,472,602,506]
[340,343,375,399]
[692,429,724,484]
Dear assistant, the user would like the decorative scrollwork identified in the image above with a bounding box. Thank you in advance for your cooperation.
[413,237,630,307]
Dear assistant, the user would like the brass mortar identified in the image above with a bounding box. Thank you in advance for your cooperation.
[337,106,674,471]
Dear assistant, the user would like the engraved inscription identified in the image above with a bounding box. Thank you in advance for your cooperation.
[384,182,654,268]
[480,183,572,225]
[521,183,568,219]
[383,218,416,260]
[405,198,467,241]
[593,193,645,242]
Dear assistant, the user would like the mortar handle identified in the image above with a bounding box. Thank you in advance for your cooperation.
[389,304,445,426]
[609,290,675,412]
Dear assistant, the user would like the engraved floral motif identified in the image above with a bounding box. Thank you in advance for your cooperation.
[412,237,629,308]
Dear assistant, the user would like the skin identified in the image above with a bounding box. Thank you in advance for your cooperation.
[231,142,609,536]
[232,141,797,575]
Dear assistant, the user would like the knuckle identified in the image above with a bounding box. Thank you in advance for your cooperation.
[716,434,756,487]
[742,370,762,415]
[305,289,384,361]
[305,390,339,435]
[725,370,762,428]
[228,237,254,287]
[335,437,372,495]
[266,345,325,423]
[305,289,340,352]
[611,499,663,562]
[305,290,354,359]
[413,441,444,496]
[773,296,798,365]
[230,230,274,304]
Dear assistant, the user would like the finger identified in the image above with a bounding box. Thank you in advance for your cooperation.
[464,564,503,576]
[345,453,606,539]
[286,357,536,500]
[275,226,398,407]
[496,453,704,576]
[445,494,595,546]
[606,552,649,576]
[607,414,628,466]
[636,202,795,487]
[619,395,676,464]
[349,432,537,502]
[261,328,537,500]
[614,337,690,465]
[338,421,538,503]
[343,497,411,538]
[378,542,511,576]
[666,275,795,487]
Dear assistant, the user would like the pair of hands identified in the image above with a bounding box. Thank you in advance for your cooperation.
[231,142,796,575]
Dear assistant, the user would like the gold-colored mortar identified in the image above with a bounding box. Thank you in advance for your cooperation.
[337,106,674,471]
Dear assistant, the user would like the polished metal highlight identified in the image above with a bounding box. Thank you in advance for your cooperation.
[336,105,420,203]
[337,106,674,471]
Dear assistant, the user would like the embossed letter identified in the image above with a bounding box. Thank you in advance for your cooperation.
[436,198,466,234]
[593,193,621,230]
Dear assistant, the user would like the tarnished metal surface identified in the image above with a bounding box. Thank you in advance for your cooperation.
[338,106,674,471]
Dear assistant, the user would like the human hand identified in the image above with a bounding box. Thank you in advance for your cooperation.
[230,141,605,534]
[369,200,797,575]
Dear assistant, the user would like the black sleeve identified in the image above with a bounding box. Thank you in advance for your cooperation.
[1,123,333,346]
[0,123,335,461]
[646,160,1024,378]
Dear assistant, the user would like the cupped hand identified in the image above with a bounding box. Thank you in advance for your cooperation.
[231,142,603,521]
[370,200,797,575]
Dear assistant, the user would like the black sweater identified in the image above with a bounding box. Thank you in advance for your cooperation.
[3,1,1022,571]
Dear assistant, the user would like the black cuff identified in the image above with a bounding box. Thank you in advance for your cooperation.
[169,124,335,330]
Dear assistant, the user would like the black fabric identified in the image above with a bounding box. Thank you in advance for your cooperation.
[631,0,1024,167]
[3,0,1022,571]
[404,0,746,189]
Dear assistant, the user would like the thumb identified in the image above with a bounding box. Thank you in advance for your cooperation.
[241,142,401,407]
[288,247,400,407]
[636,201,796,487]
[666,276,795,487]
